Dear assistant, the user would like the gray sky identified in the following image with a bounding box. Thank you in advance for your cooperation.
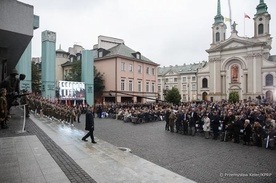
[21,0,276,67]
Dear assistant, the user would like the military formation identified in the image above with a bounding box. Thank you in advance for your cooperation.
[28,95,84,126]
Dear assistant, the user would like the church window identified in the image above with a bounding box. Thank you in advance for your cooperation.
[231,65,239,83]
[202,78,208,88]
[265,74,273,86]
[258,24,264,35]
[216,32,220,42]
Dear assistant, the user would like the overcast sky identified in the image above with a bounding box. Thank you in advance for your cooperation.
[21,0,276,67]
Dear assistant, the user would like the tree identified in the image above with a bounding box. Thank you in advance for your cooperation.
[31,62,41,94]
[165,87,181,105]
[65,60,82,82]
[64,60,105,99]
[94,66,105,99]
[228,91,239,103]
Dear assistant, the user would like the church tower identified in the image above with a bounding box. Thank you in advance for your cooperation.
[212,0,227,45]
[254,0,271,39]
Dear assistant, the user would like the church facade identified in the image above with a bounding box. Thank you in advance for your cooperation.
[201,0,276,102]
[158,0,276,102]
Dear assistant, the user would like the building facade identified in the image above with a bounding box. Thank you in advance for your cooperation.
[158,62,206,102]
[158,0,276,102]
[94,36,159,103]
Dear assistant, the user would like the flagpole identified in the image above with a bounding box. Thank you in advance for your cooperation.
[244,13,245,36]
[228,0,232,30]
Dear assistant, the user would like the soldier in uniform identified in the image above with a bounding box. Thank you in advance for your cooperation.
[0,88,8,129]
[0,69,20,113]
[76,105,82,123]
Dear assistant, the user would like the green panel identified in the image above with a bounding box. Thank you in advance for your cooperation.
[16,42,32,92]
[41,30,56,101]
[81,50,94,106]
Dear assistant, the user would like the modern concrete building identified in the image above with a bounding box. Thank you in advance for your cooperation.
[158,0,276,102]
[0,0,37,81]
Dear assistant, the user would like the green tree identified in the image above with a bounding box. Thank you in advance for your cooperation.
[165,87,181,105]
[31,62,41,94]
[64,60,105,98]
[65,60,82,81]
[94,66,105,99]
[228,91,239,103]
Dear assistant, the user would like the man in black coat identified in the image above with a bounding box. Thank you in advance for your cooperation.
[189,108,198,136]
[165,109,170,131]
[82,106,97,143]
[243,119,252,145]
[211,111,220,140]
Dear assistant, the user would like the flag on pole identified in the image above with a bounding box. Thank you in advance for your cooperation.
[224,17,231,22]
[244,14,250,19]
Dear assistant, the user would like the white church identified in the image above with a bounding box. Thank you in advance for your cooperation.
[158,0,276,102]
[201,0,276,102]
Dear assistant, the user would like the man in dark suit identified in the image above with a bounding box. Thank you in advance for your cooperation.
[189,108,198,136]
[82,106,97,143]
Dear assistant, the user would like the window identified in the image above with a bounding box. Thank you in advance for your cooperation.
[169,78,173,83]
[129,64,133,72]
[152,83,155,92]
[146,67,149,74]
[258,24,264,35]
[183,85,186,90]
[99,51,103,58]
[192,84,196,90]
[152,68,155,75]
[231,65,239,83]
[121,62,125,71]
[158,86,161,92]
[174,78,177,82]
[121,79,125,91]
[146,82,149,92]
[183,77,186,82]
[136,53,140,59]
[129,80,133,91]
[138,65,142,73]
[165,78,168,82]
[158,79,161,83]
[202,78,208,88]
[138,81,142,92]
[216,32,220,42]
[192,76,196,81]
[266,74,273,86]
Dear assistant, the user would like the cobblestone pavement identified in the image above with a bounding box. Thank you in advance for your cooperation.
[0,109,96,183]
[74,116,276,183]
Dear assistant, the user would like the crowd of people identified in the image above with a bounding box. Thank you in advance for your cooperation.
[6,93,274,149]
[96,99,276,149]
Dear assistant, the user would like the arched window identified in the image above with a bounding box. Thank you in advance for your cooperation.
[258,24,264,35]
[216,32,220,42]
[265,74,273,86]
[231,65,239,83]
[202,78,208,88]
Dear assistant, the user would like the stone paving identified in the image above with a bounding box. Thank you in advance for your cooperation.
[0,107,96,183]
[73,116,276,183]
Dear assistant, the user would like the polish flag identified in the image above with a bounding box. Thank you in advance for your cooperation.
[245,14,250,19]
